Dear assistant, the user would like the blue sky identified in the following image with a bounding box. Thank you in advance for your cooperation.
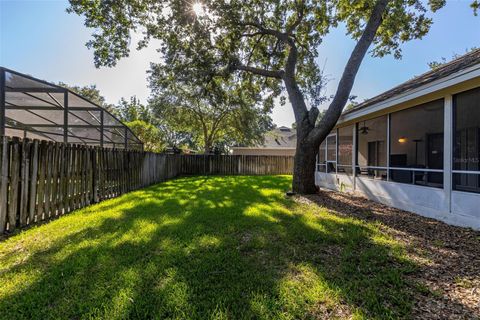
[1,0,479,127]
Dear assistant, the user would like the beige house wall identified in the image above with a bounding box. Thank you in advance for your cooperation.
[231,148,296,156]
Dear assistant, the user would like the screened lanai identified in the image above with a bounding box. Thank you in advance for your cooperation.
[0,67,143,150]
[314,48,480,230]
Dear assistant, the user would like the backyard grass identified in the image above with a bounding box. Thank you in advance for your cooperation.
[0,175,417,319]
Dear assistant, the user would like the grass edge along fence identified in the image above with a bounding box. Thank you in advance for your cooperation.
[0,137,294,234]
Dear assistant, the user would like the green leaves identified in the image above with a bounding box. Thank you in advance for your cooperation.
[149,62,274,153]
[334,0,441,59]
[126,119,166,152]
[471,0,480,15]
[58,82,104,105]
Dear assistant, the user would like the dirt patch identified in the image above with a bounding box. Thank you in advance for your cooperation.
[299,190,480,320]
[307,300,354,319]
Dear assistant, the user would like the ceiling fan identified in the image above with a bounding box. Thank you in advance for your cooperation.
[359,121,370,135]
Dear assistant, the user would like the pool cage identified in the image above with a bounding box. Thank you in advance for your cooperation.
[0,67,143,150]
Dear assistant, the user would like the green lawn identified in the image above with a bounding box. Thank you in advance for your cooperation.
[0,176,416,319]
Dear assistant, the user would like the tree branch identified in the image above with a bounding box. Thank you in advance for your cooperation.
[241,32,265,38]
[283,40,310,125]
[238,18,300,79]
[286,0,305,34]
[233,63,284,79]
[239,21,289,41]
[210,109,230,138]
[284,39,298,78]
[308,106,319,125]
[292,34,313,55]
[246,34,265,65]
[308,0,390,144]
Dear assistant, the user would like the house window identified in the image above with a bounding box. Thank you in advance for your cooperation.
[326,134,336,173]
[453,87,480,194]
[317,140,326,172]
[356,115,387,180]
[337,125,353,175]
[389,99,444,188]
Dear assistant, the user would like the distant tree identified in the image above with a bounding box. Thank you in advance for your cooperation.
[149,74,273,154]
[113,95,200,152]
[344,98,359,112]
[112,96,171,151]
[115,96,153,123]
[69,0,478,193]
[162,130,197,151]
[58,82,116,112]
[125,119,165,152]
[60,83,172,151]
[428,47,479,70]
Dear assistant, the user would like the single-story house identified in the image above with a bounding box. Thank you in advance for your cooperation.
[316,48,480,230]
[232,126,296,156]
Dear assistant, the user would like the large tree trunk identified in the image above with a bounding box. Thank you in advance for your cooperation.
[203,129,212,154]
[204,142,212,154]
[283,60,321,194]
[284,65,320,194]
[292,140,318,194]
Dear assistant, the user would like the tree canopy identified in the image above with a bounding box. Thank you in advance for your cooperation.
[124,119,165,152]
[111,96,167,152]
[115,96,153,123]
[58,82,113,110]
[149,55,274,153]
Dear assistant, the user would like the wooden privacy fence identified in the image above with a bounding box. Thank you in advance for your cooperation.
[176,154,294,175]
[0,137,294,234]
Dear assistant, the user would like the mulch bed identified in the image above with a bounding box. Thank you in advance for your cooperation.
[301,190,480,320]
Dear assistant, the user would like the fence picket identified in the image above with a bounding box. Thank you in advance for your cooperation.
[19,138,30,226]
[7,138,21,231]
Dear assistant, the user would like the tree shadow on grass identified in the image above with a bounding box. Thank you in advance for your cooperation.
[0,176,418,319]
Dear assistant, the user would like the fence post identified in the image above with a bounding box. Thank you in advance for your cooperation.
[0,136,8,232]
[92,147,98,203]
[63,91,68,144]
[64,142,71,213]
[100,110,104,148]
[19,138,30,226]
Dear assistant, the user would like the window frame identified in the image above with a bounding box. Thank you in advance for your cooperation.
[452,87,480,193]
